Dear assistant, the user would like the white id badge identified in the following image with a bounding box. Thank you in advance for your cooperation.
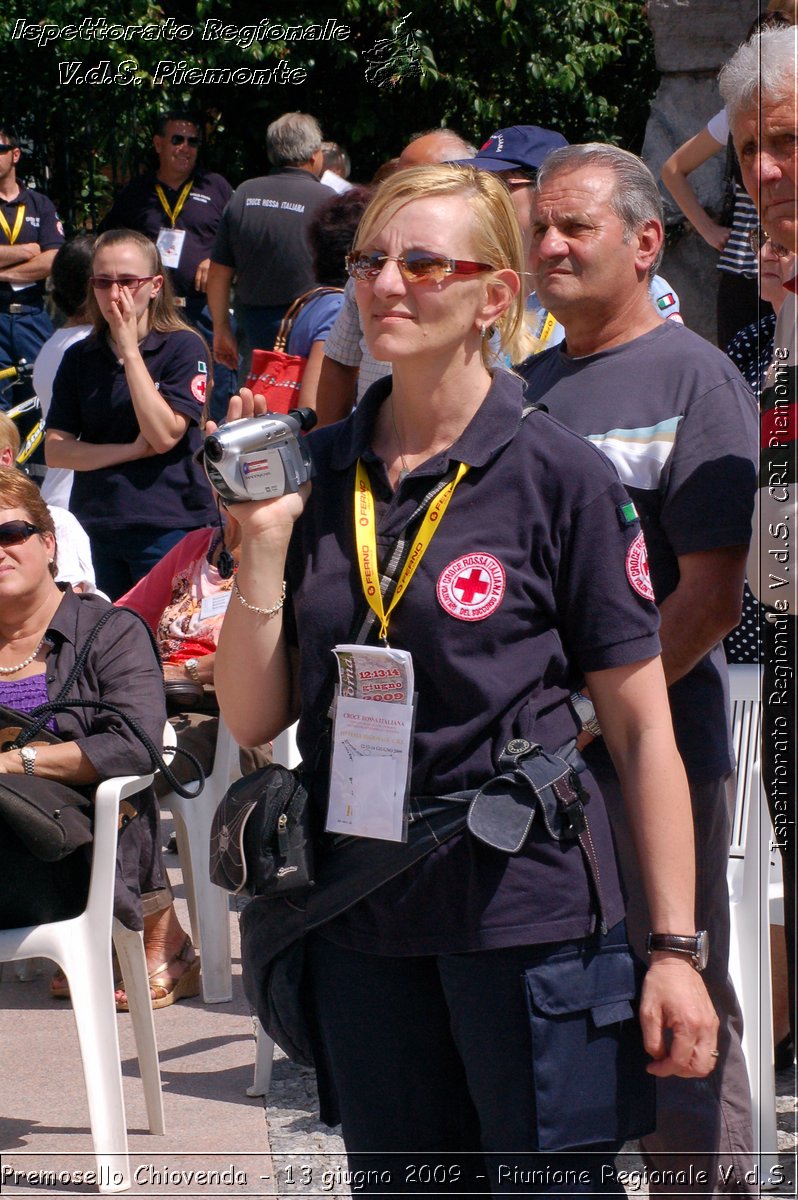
[200,592,231,620]
[326,645,415,842]
[156,227,185,268]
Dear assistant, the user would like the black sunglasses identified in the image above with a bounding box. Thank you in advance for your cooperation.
[0,520,43,547]
[0,144,15,154]
[169,134,200,147]
[89,275,156,291]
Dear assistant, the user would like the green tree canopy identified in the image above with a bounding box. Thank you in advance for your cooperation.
[0,1,656,230]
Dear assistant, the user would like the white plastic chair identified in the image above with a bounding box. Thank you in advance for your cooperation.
[0,770,164,1193]
[161,717,239,1004]
[247,721,300,1097]
[727,664,781,1177]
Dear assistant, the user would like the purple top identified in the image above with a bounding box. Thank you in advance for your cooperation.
[0,673,57,731]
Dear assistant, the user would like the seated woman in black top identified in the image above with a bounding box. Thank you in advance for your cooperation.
[0,467,198,1009]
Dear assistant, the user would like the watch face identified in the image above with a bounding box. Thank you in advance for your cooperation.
[696,930,709,972]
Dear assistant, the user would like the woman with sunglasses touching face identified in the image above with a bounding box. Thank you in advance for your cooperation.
[45,229,216,600]
[213,166,717,1196]
[0,467,198,1006]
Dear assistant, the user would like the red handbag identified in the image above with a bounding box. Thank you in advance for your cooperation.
[245,286,343,414]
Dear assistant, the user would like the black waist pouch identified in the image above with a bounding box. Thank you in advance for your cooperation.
[467,737,609,931]
[210,763,313,897]
[467,737,588,853]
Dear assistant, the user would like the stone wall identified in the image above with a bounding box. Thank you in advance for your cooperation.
[642,0,760,343]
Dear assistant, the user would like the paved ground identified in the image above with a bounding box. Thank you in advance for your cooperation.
[1,811,795,1199]
[0,831,272,1199]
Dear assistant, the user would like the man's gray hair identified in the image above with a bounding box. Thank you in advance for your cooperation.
[266,112,323,167]
[719,27,798,126]
[536,143,665,276]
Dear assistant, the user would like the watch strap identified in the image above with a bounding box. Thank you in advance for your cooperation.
[646,931,707,969]
[570,692,602,738]
[184,657,201,684]
[19,745,37,776]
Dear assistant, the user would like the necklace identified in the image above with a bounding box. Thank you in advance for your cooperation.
[0,636,46,675]
[390,399,411,482]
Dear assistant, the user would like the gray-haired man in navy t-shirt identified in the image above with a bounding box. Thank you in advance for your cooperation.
[520,143,758,1197]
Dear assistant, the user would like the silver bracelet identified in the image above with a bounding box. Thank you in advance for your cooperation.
[233,575,286,618]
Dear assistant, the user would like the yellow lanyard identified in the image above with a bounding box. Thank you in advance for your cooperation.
[0,205,25,245]
[354,458,469,642]
[155,180,193,228]
[538,310,557,346]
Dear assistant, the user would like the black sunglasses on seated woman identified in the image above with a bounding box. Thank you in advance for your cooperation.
[0,521,44,547]
[346,250,494,284]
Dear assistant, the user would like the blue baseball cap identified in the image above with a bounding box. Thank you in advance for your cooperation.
[454,125,568,173]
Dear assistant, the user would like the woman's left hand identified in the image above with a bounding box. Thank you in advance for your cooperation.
[640,958,720,1078]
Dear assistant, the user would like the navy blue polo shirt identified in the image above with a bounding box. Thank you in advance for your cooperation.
[520,322,758,783]
[99,170,232,302]
[0,186,64,306]
[47,327,216,534]
[284,371,662,955]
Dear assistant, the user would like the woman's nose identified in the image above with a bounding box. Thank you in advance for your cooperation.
[372,257,406,294]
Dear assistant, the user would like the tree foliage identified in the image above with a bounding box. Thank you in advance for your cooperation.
[0,0,656,230]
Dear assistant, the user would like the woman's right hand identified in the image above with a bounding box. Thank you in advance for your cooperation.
[697,221,732,253]
[204,387,310,540]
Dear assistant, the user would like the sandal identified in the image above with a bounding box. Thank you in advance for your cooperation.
[52,950,124,1000]
[51,969,70,1000]
[116,936,200,1012]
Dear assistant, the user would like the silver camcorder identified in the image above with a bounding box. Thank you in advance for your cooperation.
[200,408,317,504]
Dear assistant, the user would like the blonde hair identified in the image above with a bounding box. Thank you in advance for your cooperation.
[88,228,199,338]
[0,465,57,577]
[0,412,21,459]
[355,164,527,367]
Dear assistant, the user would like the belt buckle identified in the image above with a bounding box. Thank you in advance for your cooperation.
[8,304,25,315]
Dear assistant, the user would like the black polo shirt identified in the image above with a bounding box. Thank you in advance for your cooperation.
[99,169,232,302]
[0,186,64,305]
[47,327,217,534]
[284,371,661,955]
[212,168,334,307]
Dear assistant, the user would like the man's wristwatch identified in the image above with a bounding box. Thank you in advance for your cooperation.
[570,692,602,739]
[19,746,37,776]
[184,657,201,684]
[646,930,709,972]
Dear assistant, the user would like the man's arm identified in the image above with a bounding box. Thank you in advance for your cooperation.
[206,261,238,370]
[0,247,57,285]
[0,243,41,268]
[658,545,748,685]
